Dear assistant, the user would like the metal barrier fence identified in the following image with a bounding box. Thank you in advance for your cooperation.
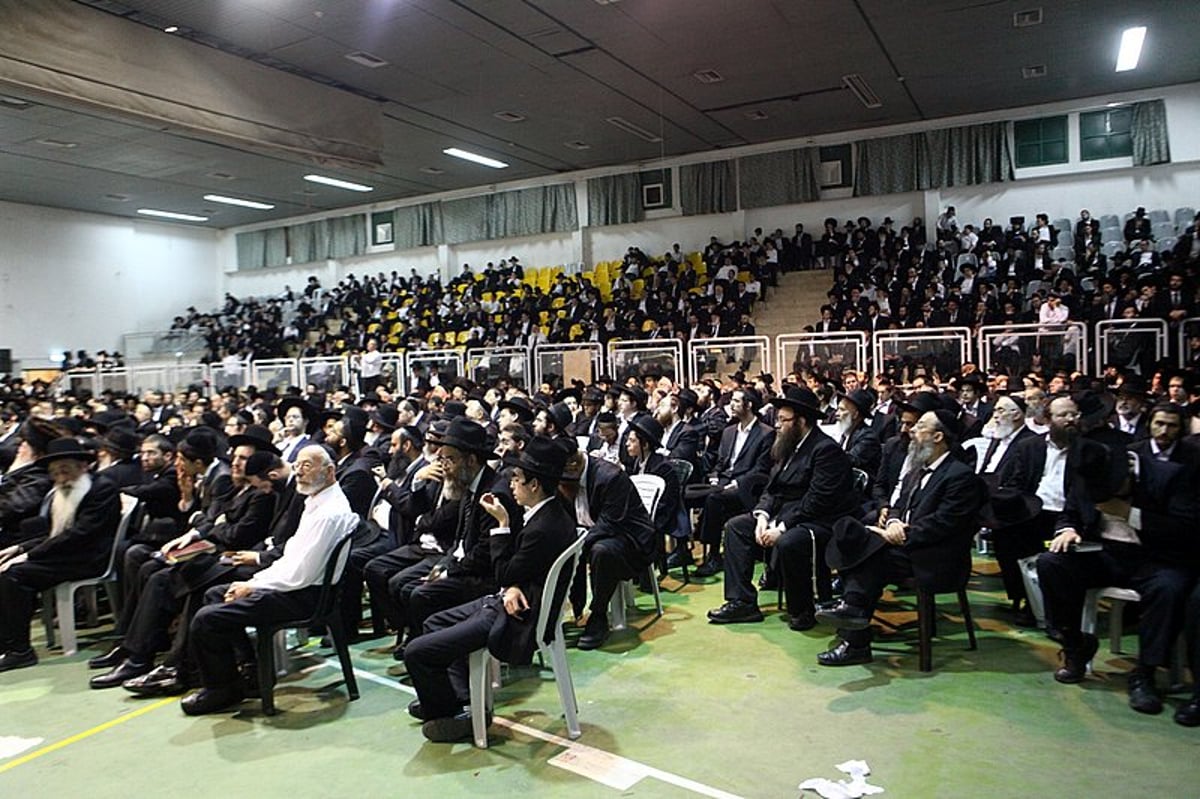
[775,332,868,379]
[533,342,605,391]
[1179,317,1200,368]
[380,354,406,395]
[127,363,210,397]
[299,357,349,394]
[977,322,1088,377]
[607,340,685,385]
[1095,319,1168,376]
[247,358,295,393]
[687,336,770,383]
[466,345,530,390]
[872,327,972,387]
[404,350,464,392]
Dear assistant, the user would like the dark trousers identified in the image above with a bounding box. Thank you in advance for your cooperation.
[122,567,182,660]
[722,512,831,614]
[838,546,915,647]
[407,575,493,643]
[1037,543,1194,667]
[991,510,1055,601]
[362,545,438,641]
[568,537,641,624]
[698,489,748,547]
[341,534,398,637]
[190,583,321,690]
[117,543,161,635]
[404,596,500,719]
[1186,583,1200,698]
[0,559,99,652]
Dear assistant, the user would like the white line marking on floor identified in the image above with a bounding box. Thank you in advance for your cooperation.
[310,659,745,799]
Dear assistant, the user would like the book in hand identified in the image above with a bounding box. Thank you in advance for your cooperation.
[164,539,217,565]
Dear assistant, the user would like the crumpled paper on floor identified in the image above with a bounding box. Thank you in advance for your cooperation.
[0,736,44,759]
[798,759,885,799]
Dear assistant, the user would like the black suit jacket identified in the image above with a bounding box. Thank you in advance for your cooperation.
[840,422,882,477]
[23,477,121,575]
[871,436,908,509]
[663,420,700,468]
[632,452,681,536]
[578,457,656,567]
[443,465,522,582]
[714,420,775,485]
[756,427,858,529]
[891,455,986,591]
[0,463,52,544]
[1128,437,1200,565]
[999,436,1114,538]
[486,498,577,664]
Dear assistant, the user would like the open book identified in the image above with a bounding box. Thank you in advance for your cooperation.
[164,539,216,565]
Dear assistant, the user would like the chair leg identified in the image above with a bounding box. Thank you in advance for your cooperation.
[56,585,78,656]
[273,629,290,678]
[256,628,279,716]
[82,585,100,628]
[545,639,581,739]
[468,649,492,749]
[1108,599,1125,655]
[958,589,978,651]
[325,616,359,701]
[609,583,629,631]
[917,590,933,672]
[104,579,122,621]
[41,593,56,650]
[647,566,663,620]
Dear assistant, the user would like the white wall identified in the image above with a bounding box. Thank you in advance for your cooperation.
[587,213,746,263]
[448,232,577,276]
[744,192,926,238]
[0,201,219,367]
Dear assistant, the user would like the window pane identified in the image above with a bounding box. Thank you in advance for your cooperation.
[1044,141,1068,163]
[1079,111,1107,138]
[1109,132,1133,156]
[1080,137,1109,161]
[1014,120,1041,145]
[1043,116,1067,141]
[1110,108,1133,134]
[1017,143,1042,167]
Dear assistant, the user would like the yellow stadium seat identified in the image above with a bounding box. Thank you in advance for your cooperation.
[582,271,594,283]
[387,335,401,346]
[642,319,656,332]
[482,292,494,302]
[569,324,583,341]
[737,270,751,284]
[551,297,565,309]
[367,322,381,333]
[631,278,644,299]
[540,325,550,336]
[556,309,567,319]
[474,272,485,282]
[457,331,470,344]
[539,311,549,325]
[494,314,504,324]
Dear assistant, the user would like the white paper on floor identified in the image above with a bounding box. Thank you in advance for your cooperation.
[798,759,884,799]
[0,736,44,759]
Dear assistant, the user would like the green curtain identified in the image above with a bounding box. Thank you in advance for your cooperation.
[394,203,442,250]
[537,184,578,234]
[287,221,326,264]
[855,123,1013,197]
[441,195,490,245]
[235,230,266,269]
[854,134,925,196]
[680,160,736,216]
[264,227,288,267]
[587,174,643,226]
[327,214,366,258]
[1131,99,1171,166]
[738,147,821,209]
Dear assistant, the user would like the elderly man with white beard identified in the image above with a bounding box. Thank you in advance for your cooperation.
[832,389,882,478]
[961,395,1040,486]
[0,437,121,671]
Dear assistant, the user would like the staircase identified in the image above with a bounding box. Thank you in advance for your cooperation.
[754,269,831,340]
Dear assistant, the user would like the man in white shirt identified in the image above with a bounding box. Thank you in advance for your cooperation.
[359,338,384,398]
[182,444,359,715]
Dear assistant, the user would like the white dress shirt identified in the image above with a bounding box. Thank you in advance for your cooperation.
[248,482,358,592]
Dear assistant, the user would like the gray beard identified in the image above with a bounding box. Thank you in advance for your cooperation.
[982,417,1017,440]
[904,439,937,473]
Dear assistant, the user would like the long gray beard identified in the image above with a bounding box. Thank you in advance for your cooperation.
[51,472,92,536]
[982,417,1017,440]
[904,439,936,474]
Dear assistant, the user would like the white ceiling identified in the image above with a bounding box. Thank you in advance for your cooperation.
[0,0,1197,228]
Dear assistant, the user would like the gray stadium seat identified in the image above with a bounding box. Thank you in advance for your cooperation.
[1053,218,1072,236]
[1101,226,1123,243]
[1153,222,1176,240]
[1099,214,1120,229]
[1175,207,1196,229]
[1147,209,1170,223]
[1101,241,1123,258]
[1157,237,1176,253]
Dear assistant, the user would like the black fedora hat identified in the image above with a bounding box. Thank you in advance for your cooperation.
[340,406,369,448]
[498,396,536,422]
[619,384,649,408]
[825,516,889,571]
[426,418,451,446]
[177,429,219,463]
[277,397,318,434]
[88,409,134,433]
[675,387,699,410]
[1115,377,1150,401]
[840,388,874,418]
[627,415,664,448]
[1073,389,1115,429]
[771,385,822,421]
[227,424,280,455]
[895,391,942,416]
[979,488,1043,529]
[35,437,97,467]
[581,386,605,404]
[439,416,493,456]
[544,402,574,434]
[97,427,141,458]
[370,404,400,432]
[554,387,582,404]
[503,435,570,482]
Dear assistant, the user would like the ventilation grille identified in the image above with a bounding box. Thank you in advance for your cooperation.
[206,171,236,181]
[345,51,388,68]
[1022,64,1047,79]
[605,116,662,143]
[493,111,526,123]
[564,140,591,150]
[0,96,32,109]
[693,69,724,84]
[745,110,769,120]
[419,166,445,175]
[842,74,882,109]
[1013,8,1043,28]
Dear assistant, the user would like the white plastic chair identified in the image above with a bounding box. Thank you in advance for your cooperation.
[610,474,665,630]
[44,495,139,655]
[1081,586,1185,685]
[467,528,588,748]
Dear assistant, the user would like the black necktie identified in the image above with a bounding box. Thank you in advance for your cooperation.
[980,438,1002,473]
[903,467,933,522]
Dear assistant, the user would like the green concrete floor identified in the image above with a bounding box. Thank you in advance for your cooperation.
[2,558,1197,799]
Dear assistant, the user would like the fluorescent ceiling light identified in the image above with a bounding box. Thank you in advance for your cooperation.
[137,209,208,222]
[1115,26,1146,72]
[164,25,179,33]
[303,174,374,192]
[442,147,509,169]
[203,194,275,210]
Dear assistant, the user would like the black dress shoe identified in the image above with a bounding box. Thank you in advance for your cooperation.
[577,619,610,650]
[1053,633,1099,684]
[693,555,724,578]
[0,649,38,673]
[408,699,426,721]
[757,571,780,591]
[180,686,244,716]
[90,659,153,690]
[123,665,186,697]
[87,645,126,670]
[814,600,872,631]
[1174,698,1200,727]
[665,548,694,569]
[392,642,406,662]
[787,611,816,632]
[1128,671,1163,715]
[706,600,764,625]
[421,715,475,743]
[817,639,873,667]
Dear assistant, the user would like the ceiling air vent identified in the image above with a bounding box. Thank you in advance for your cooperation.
[345,51,388,68]
[1013,8,1043,28]
[745,110,769,120]
[1022,64,1047,79]
[0,96,32,109]
[842,74,882,109]
[104,193,130,202]
[206,171,236,181]
[693,69,724,84]
[564,140,591,150]
[605,116,662,143]
[419,167,445,175]
[493,111,526,123]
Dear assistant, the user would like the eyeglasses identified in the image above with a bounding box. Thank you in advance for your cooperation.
[1051,411,1080,420]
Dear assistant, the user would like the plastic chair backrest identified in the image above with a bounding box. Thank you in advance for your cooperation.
[536,528,588,644]
[629,473,665,519]
[309,527,357,621]
[100,496,140,578]
[852,468,870,494]
[668,458,693,486]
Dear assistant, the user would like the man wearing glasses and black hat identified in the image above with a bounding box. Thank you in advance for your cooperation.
[404,436,577,743]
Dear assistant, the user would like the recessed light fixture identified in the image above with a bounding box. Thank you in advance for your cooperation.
[137,209,209,222]
[164,25,179,33]
[303,174,374,192]
[1022,64,1047,79]
[842,74,882,108]
[493,111,526,123]
[693,69,724,84]
[104,194,130,202]
[745,110,769,120]
[345,50,388,68]
[419,166,445,175]
[564,140,591,151]
[36,138,79,149]
[1116,26,1146,72]
[442,147,509,169]
[203,194,275,210]
[604,117,662,143]
[0,96,31,108]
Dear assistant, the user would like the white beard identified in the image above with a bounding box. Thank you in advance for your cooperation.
[982,417,1017,440]
[50,472,93,536]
